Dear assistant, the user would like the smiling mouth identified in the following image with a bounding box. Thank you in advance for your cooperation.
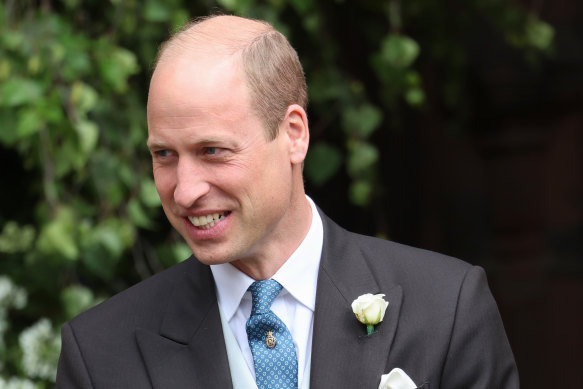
[187,211,230,229]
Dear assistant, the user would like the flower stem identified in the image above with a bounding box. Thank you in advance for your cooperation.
[366,324,374,335]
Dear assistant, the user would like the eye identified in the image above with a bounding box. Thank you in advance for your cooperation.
[155,149,171,157]
[203,147,229,157]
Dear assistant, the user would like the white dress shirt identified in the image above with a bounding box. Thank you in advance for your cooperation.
[211,196,323,388]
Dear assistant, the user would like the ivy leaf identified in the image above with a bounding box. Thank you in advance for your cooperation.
[140,179,161,207]
[217,0,254,13]
[0,108,18,145]
[405,86,425,107]
[380,34,420,68]
[349,180,373,206]
[525,15,554,51]
[0,78,43,107]
[144,0,171,22]
[290,0,314,14]
[70,81,98,114]
[128,198,153,228]
[98,47,139,93]
[61,285,95,320]
[37,207,79,261]
[0,222,35,253]
[171,242,192,263]
[347,140,379,177]
[305,143,342,187]
[75,120,99,154]
[16,107,43,139]
[342,104,383,139]
[94,222,125,258]
[1,30,25,50]
[308,69,349,103]
[55,137,87,177]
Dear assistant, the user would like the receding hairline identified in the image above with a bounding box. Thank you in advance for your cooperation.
[155,15,274,67]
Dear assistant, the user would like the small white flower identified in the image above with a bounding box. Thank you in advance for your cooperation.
[351,293,389,334]
[0,276,27,309]
[19,318,61,382]
[0,376,37,389]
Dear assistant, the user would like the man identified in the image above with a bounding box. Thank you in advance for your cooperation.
[57,15,519,389]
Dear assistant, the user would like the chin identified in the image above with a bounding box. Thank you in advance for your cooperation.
[189,249,231,266]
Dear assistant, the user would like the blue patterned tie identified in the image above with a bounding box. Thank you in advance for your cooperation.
[246,280,298,389]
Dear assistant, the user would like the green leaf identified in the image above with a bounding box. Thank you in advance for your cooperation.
[75,120,99,154]
[55,137,87,177]
[308,69,349,103]
[341,104,383,139]
[140,179,161,207]
[405,70,421,87]
[0,108,19,145]
[171,9,190,32]
[380,34,420,68]
[525,16,554,50]
[347,140,379,177]
[17,107,44,139]
[61,285,95,319]
[63,0,81,10]
[305,143,342,186]
[217,0,254,13]
[38,94,66,124]
[0,78,43,107]
[349,180,373,206]
[1,30,25,50]
[62,50,91,81]
[94,223,125,258]
[405,86,425,106]
[0,222,35,253]
[37,207,79,261]
[144,0,171,22]
[70,81,99,114]
[0,59,11,80]
[290,0,314,14]
[98,47,139,93]
[90,152,126,206]
[171,242,192,263]
[128,198,153,228]
[27,54,42,75]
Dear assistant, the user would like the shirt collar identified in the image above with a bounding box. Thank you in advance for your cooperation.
[211,196,323,321]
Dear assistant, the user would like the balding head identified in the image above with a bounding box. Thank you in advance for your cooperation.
[153,15,308,140]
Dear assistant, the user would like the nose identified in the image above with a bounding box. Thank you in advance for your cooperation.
[173,158,211,208]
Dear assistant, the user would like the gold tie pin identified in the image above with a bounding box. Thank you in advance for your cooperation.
[265,331,276,349]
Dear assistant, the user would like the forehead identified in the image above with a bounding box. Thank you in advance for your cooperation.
[149,51,252,117]
[146,50,266,144]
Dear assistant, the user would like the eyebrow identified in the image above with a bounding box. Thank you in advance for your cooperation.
[146,137,230,150]
[146,140,167,150]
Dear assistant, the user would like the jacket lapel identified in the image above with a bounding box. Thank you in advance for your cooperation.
[135,258,233,389]
[310,213,403,389]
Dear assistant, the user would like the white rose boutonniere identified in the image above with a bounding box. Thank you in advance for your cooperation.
[351,293,389,335]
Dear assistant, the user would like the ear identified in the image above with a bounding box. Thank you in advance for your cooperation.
[281,104,309,165]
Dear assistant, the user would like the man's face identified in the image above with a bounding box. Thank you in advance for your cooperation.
[147,52,297,267]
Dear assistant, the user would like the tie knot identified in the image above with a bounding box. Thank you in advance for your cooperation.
[248,280,283,315]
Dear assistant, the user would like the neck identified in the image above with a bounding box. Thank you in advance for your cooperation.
[230,193,312,280]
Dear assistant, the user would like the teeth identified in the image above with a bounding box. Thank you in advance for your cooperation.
[188,212,226,229]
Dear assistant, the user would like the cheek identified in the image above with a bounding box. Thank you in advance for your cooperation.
[153,168,176,199]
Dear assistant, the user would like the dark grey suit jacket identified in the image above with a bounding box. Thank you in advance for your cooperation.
[57,211,519,388]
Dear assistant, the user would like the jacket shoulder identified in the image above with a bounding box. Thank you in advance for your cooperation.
[68,256,206,334]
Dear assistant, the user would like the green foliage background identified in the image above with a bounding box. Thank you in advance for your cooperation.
[0,0,552,386]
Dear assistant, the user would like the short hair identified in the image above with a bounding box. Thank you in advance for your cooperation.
[154,15,308,140]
